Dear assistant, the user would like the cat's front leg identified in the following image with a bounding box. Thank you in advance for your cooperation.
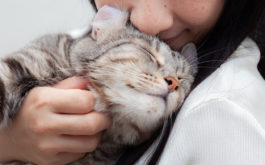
[0,34,74,128]
[0,57,44,128]
[0,52,66,128]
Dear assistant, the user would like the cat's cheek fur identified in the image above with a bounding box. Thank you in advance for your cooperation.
[91,86,164,145]
[91,90,107,112]
[104,87,165,133]
[165,92,183,117]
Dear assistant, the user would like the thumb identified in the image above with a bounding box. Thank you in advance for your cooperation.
[53,77,90,90]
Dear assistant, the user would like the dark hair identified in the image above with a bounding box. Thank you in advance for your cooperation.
[251,15,265,78]
[89,0,97,11]
[89,0,265,164]
[195,0,265,86]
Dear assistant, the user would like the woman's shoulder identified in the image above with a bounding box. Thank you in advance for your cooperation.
[159,96,265,165]
[180,37,265,119]
[158,39,265,164]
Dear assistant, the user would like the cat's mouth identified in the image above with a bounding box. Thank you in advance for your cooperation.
[147,93,168,110]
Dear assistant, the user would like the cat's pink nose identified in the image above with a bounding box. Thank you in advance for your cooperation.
[165,76,180,92]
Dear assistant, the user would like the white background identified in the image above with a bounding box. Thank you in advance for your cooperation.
[0,0,95,55]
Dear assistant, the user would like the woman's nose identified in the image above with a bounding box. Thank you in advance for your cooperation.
[130,1,173,36]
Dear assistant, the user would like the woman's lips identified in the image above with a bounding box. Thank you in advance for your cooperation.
[162,32,183,46]
[163,36,178,45]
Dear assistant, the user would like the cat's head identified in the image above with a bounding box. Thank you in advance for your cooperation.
[73,6,197,144]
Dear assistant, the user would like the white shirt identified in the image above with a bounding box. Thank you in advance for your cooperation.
[137,38,265,165]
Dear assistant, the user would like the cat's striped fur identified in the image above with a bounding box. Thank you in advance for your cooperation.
[0,6,197,165]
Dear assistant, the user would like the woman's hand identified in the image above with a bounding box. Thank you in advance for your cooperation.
[0,77,112,165]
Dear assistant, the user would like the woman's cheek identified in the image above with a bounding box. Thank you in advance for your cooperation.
[173,0,225,26]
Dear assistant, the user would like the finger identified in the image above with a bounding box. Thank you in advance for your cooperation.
[47,88,95,114]
[54,152,86,165]
[54,134,102,153]
[53,76,90,90]
[54,112,112,135]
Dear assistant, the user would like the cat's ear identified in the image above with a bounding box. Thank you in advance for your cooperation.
[92,5,128,40]
[181,43,198,75]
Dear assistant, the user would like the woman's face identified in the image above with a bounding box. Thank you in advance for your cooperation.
[94,0,225,50]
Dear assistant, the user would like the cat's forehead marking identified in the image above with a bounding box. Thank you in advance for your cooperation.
[133,43,163,68]
[155,54,165,66]
[130,38,166,67]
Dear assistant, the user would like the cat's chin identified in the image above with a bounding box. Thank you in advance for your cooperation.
[146,94,167,112]
[146,92,178,118]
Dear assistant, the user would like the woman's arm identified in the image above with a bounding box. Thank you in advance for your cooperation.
[0,77,112,165]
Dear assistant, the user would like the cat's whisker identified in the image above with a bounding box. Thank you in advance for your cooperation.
[198,48,225,61]
[180,48,226,69]
[195,34,212,52]
[197,59,226,65]
[197,66,220,69]
[197,47,226,57]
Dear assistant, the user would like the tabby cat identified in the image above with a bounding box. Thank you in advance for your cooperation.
[0,6,197,165]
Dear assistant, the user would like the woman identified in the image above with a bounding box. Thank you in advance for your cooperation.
[1,0,265,165]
